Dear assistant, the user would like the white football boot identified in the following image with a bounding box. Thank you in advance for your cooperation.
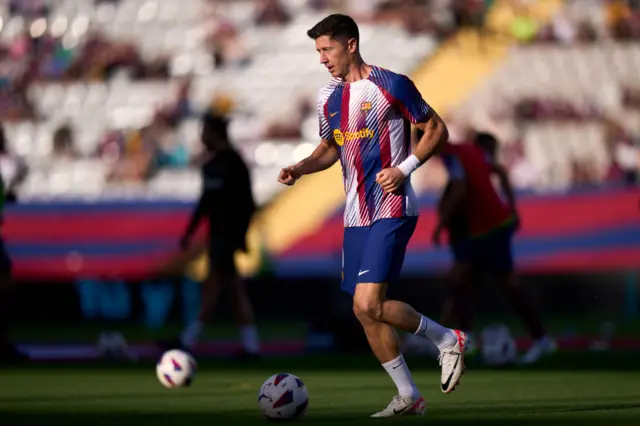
[370,395,426,417]
[439,330,467,394]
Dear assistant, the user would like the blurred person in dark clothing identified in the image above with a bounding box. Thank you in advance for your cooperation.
[161,111,260,358]
[0,124,28,362]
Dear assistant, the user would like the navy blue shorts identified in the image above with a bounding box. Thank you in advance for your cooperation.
[452,224,515,273]
[341,217,417,296]
[207,236,242,277]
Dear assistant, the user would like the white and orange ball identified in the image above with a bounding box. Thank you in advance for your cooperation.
[156,349,197,388]
[258,373,309,420]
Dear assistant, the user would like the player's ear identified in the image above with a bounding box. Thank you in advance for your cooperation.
[347,37,358,54]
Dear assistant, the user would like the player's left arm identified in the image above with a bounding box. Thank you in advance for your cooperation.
[490,162,517,212]
[376,75,448,194]
[412,111,448,164]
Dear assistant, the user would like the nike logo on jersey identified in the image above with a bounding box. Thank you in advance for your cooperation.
[441,353,460,391]
[330,112,338,117]
[358,270,369,276]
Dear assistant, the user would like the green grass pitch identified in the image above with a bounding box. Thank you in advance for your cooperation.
[1,355,639,426]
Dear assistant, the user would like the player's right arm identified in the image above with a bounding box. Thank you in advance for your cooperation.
[278,138,340,186]
[278,89,339,186]
[489,161,520,228]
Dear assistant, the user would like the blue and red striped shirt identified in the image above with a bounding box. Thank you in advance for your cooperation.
[317,66,432,228]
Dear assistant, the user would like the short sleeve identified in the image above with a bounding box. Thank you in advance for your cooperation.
[442,154,465,180]
[390,75,432,124]
[317,93,332,140]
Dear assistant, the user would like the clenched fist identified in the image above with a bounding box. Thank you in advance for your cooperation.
[278,167,301,186]
[376,167,406,194]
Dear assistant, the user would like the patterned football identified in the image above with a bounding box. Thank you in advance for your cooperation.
[258,373,309,420]
[156,349,197,388]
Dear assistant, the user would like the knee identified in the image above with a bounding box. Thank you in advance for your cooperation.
[352,298,384,323]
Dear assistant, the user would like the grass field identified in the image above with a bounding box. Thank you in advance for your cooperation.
[1,353,639,426]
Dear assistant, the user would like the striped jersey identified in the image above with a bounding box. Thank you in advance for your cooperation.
[317,65,432,228]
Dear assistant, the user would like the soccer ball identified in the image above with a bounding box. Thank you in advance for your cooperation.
[156,349,197,388]
[258,373,309,421]
[480,324,517,366]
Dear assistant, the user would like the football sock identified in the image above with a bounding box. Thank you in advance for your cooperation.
[382,355,420,400]
[239,325,260,354]
[415,315,456,350]
[180,321,203,348]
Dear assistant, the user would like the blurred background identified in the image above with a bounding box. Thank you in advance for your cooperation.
[0,0,639,362]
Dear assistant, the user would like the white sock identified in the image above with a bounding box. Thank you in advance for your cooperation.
[240,325,260,354]
[414,315,456,350]
[382,355,420,400]
[180,321,203,348]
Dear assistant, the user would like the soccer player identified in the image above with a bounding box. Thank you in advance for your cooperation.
[163,111,261,359]
[433,132,556,364]
[278,14,467,417]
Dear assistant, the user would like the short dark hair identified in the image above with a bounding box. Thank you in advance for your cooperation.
[307,14,359,43]
[474,132,498,157]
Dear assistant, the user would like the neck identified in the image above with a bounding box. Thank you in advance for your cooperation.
[343,56,371,83]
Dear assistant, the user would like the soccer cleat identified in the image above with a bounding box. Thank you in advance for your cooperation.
[519,336,557,364]
[370,395,426,417]
[439,330,467,394]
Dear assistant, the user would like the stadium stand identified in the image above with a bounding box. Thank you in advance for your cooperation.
[0,0,441,205]
[454,0,640,191]
[0,0,637,205]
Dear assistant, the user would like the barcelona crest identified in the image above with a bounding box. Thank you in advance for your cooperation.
[360,101,372,116]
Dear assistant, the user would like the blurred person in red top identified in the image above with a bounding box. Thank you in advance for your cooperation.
[431,132,555,364]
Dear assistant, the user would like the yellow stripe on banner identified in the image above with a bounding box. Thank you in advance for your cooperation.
[184,0,565,279]
[260,163,345,254]
[412,0,564,114]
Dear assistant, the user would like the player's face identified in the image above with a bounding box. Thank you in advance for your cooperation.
[315,35,356,79]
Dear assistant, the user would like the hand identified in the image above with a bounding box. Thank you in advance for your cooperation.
[376,167,406,194]
[278,166,301,186]
[179,236,190,250]
[432,224,443,247]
